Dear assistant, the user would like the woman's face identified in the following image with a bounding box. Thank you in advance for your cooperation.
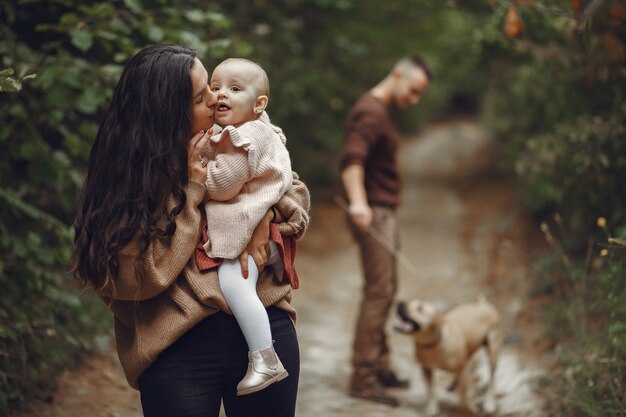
[189,57,217,135]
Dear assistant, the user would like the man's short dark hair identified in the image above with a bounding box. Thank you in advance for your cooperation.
[396,55,434,82]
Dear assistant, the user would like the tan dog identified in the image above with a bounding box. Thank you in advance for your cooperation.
[395,296,501,415]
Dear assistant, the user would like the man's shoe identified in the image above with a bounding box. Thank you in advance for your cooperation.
[377,370,410,389]
[349,380,399,407]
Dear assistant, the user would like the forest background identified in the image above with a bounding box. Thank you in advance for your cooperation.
[1,0,624,415]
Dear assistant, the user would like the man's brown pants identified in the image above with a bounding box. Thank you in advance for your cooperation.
[348,205,398,385]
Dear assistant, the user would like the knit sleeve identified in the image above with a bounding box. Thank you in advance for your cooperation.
[107,180,205,301]
[274,171,310,240]
[205,127,251,201]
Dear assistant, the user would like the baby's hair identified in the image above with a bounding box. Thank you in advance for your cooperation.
[220,57,270,97]
[394,55,434,82]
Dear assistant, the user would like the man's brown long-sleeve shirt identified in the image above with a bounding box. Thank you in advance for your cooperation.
[339,94,401,208]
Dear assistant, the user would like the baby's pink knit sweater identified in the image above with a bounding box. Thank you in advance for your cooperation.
[203,112,292,259]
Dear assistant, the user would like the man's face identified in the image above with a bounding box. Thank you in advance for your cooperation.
[394,68,429,109]
[210,60,264,127]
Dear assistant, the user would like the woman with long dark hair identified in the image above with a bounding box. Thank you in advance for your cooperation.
[72,44,310,417]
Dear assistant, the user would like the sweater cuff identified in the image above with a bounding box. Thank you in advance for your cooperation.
[185,180,207,205]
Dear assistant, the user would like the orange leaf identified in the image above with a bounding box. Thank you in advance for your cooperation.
[609,3,626,26]
[603,33,625,63]
[504,5,524,39]
[488,0,497,7]
[572,0,581,15]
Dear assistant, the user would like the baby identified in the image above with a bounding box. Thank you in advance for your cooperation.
[201,58,294,396]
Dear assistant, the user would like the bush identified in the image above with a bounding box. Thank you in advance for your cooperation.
[474,0,626,242]
[464,1,626,414]
[536,221,626,416]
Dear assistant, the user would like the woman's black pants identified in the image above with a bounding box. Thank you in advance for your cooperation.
[138,307,299,417]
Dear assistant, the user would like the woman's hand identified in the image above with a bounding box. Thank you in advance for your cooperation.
[187,129,212,184]
[238,209,274,278]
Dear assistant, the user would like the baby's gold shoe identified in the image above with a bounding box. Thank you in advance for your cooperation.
[236,345,288,396]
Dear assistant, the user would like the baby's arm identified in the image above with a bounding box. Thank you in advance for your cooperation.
[205,129,251,201]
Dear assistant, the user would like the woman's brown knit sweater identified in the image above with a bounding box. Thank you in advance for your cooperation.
[98,173,310,389]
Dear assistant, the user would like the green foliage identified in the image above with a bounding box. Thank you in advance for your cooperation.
[472,0,626,243]
[1,0,624,414]
[0,67,36,92]
[535,233,626,416]
[515,108,626,227]
[0,186,111,413]
[462,1,626,415]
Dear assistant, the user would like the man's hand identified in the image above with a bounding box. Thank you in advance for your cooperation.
[349,201,373,232]
[341,164,372,232]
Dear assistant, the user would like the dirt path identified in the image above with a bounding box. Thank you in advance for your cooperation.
[19,121,551,417]
[295,121,549,417]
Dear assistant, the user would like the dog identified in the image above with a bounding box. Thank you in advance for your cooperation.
[395,296,501,415]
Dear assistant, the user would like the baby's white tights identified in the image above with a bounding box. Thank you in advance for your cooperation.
[218,241,284,351]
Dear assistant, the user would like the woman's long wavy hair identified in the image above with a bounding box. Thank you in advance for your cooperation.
[72,45,197,292]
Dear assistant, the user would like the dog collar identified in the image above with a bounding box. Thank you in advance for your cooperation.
[415,327,441,349]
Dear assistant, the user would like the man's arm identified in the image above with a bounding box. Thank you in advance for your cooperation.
[341,164,372,232]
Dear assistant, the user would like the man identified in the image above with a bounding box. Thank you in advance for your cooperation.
[339,56,432,407]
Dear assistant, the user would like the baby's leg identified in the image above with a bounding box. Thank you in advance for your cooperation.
[218,257,271,351]
[219,242,289,395]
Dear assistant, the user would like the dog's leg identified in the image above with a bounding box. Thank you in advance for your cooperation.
[423,367,439,416]
[483,329,502,414]
[457,367,478,414]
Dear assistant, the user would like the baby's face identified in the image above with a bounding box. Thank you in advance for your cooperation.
[210,60,266,127]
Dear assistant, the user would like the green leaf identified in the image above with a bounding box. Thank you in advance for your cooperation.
[0,325,19,342]
[206,12,227,23]
[0,68,14,77]
[14,242,28,257]
[184,9,206,23]
[0,77,21,92]
[0,188,71,235]
[27,232,42,246]
[124,0,143,13]
[179,31,207,55]
[608,238,626,247]
[19,140,40,158]
[70,29,93,53]
[147,25,164,42]
[75,86,104,114]
[607,322,626,337]
[96,30,118,41]
[60,12,79,25]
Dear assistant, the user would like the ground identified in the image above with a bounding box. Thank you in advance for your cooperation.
[18,120,554,417]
